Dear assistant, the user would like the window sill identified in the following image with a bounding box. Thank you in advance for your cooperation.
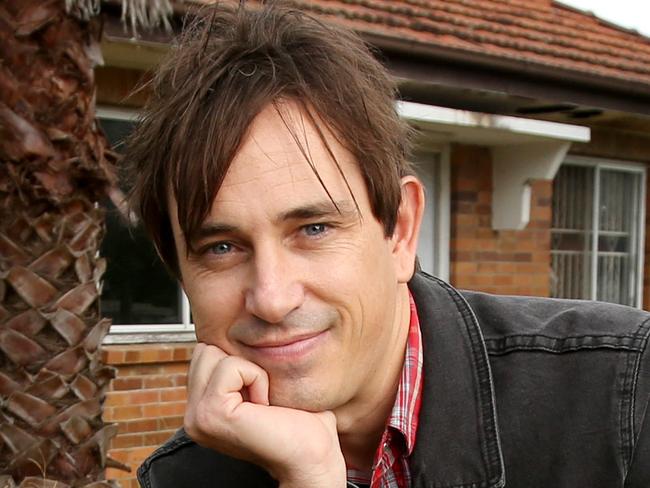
[103,330,197,345]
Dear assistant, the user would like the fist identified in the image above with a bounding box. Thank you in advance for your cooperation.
[184,343,346,488]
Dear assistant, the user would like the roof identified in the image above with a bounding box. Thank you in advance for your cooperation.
[188,0,650,87]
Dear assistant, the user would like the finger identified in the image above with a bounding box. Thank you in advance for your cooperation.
[187,343,229,402]
[186,342,206,388]
[205,355,270,407]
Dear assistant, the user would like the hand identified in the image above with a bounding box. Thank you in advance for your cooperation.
[184,343,346,488]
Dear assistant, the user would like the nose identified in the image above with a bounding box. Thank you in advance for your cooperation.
[244,244,305,324]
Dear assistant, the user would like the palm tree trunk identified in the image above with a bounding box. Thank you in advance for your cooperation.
[0,0,126,485]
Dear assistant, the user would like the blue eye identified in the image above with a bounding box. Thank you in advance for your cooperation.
[210,242,233,255]
[303,223,327,236]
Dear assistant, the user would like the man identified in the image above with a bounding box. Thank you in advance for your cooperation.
[126,3,650,487]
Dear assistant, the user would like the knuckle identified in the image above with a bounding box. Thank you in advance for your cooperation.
[217,354,238,369]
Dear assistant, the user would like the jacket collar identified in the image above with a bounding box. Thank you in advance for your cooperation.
[408,272,505,488]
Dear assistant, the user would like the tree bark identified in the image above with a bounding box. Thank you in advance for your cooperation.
[0,0,125,486]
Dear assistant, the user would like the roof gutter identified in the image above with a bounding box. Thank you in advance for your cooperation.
[97,4,650,115]
[361,31,650,115]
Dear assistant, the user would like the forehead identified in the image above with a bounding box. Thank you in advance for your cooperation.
[212,101,367,215]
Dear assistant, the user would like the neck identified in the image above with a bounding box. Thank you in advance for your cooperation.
[334,285,412,472]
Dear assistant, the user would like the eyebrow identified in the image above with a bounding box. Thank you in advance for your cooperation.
[190,200,359,244]
[278,200,358,222]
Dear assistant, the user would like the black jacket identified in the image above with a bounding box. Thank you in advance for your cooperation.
[138,272,650,487]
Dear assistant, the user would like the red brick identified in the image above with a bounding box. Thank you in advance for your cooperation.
[112,433,145,449]
[143,375,175,389]
[158,415,185,430]
[477,262,498,273]
[476,227,496,239]
[111,377,143,391]
[142,402,186,418]
[494,275,514,286]
[161,363,191,375]
[105,468,132,481]
[109,390,160,406]
[173,346,194,361]
[120,418,158,434]
[160,387,187,403]
[103,348,125,365]
[450,251,475,262]
[124,350,141,363]
[455,177,479,192]
[106,405,144,422]
[515,263,550,274]
[455,214,479,227]
[452,262,478,275]
[476,251,499,261]
[118,365,162,376]
[497,263,517,273]
[144,430,176,446]
[452,191,478,203]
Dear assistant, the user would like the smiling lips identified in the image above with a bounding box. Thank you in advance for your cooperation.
[244,330,328,360]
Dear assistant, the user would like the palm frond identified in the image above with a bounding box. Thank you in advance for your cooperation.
[120,0,175,35]
[65,0,101,20]
[65,0,177,35]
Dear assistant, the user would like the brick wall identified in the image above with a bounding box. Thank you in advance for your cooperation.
[102,343,194,488]
[449,144,553,297]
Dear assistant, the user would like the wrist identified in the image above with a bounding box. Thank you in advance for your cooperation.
[276,453,346,488]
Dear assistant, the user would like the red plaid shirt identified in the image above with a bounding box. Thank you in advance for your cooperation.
[347,292,424,488]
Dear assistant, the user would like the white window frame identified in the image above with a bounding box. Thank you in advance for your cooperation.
[411,143,450,281]
[98,106,196,344]
[553,155,646,308]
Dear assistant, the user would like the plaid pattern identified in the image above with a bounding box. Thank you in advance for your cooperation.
[347,292,424,488]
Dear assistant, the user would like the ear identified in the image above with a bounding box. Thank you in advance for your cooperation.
[391,176,425,283]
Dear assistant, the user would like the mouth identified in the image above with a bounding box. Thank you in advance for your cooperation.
[242,330,329,361]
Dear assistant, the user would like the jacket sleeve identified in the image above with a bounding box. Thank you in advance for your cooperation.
[625,393,649,487]
[625,321,650,488]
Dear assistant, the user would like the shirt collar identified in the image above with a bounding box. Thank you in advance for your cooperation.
[386,291,424,455]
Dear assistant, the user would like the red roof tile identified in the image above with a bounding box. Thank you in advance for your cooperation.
[189,0,650,86]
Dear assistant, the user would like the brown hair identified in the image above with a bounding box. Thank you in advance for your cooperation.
[124,1,413,276]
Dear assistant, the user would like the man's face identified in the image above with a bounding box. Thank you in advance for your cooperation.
[171,101,412,412]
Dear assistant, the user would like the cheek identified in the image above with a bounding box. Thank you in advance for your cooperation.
[185,275,243,345]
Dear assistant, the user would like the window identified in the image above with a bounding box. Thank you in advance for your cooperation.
[551,156,646,307]
[98,108,194,343]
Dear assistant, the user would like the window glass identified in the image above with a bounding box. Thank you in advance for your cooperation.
[596,169,642,305]
[551,161,644,307]
[99,117,183,325]
[551,165,594,300]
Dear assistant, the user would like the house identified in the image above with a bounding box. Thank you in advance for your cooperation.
[95,1,650,485]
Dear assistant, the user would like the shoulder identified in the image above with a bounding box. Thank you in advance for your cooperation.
[460,289,650,354]
[137,429,277,488]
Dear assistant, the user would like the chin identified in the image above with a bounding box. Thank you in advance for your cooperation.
[267,379,331,412]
